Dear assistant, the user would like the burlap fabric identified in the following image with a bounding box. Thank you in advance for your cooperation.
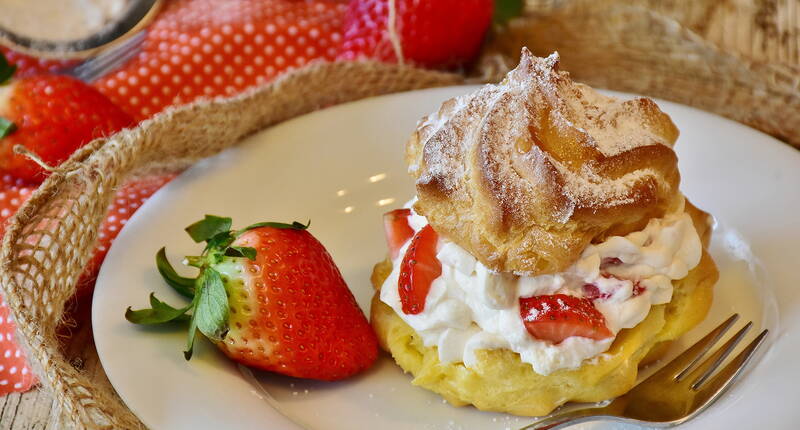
[0,60,461,429]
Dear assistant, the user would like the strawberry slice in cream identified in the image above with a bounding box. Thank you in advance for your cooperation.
[380,197,702,375]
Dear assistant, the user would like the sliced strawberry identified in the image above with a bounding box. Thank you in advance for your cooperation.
[581,283,610,301]
[633,281,646,297]
[601,257,623,268]
[398,224,440,314]
[519,294,613,344]
[383,208,414,259]
[584,276,646,302]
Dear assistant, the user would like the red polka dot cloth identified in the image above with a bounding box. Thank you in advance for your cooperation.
[0,173,174,396]
[0,299,35,393]
[0,174,35,395]
[94,0,348,120]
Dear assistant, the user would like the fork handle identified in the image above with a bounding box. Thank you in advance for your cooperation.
[519,408,609,430]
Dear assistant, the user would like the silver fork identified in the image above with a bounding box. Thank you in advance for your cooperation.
[60,30,147,82]
[520,314,768,429]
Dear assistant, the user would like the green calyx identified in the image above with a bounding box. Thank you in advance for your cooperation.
[0,52,15,85]
[125,214,310,360]
[493,0,524,27]
[0,53,17,139]
[0,118,16,139]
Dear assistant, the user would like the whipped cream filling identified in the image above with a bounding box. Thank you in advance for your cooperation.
[380,198,702,375]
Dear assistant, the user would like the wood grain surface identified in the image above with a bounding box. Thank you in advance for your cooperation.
[0,302,106,429]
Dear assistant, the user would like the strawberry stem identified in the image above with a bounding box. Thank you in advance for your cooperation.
[184,255,206,268]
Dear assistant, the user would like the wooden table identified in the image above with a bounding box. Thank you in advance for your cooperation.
[0,304,101,429]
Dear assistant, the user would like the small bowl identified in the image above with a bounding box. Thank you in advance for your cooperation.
[0,0,162,59]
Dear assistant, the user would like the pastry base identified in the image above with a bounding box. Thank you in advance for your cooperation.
[369,250,717,416]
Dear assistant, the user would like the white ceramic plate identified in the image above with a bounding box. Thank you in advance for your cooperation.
[93,86,800,430]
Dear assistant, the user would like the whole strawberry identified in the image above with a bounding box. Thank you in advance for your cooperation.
[126,216,378,381]
[0,53,134,183]
[338,0,494,68]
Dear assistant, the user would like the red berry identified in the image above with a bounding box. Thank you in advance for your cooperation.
[0,47,78,77]
[0,74,134,183]
[600,257,623,269]
[519,294,613,344]
[581,283,610,301]
[632,281,646,297]
[398,224,441,314]
[338,0,493,69]
[217,226,378,381]
[383,208,414,259]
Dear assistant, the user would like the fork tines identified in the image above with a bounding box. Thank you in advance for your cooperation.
[664,314,768,393]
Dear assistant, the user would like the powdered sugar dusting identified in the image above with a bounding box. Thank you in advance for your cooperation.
[553,161,658,208]
[409,48,678,221]
[560,85,675,157]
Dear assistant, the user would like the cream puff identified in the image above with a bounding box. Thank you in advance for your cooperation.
[370,48,718,416]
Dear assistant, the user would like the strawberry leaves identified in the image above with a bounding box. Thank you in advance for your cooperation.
[493,0,524,27]
[156,247,195,298]
[184,268,229,359]
[225,246,256,260]
[125,293,192,325]
[242,220,310,231]
[128,215,310,360]
[0,118,16,139]
[185,215,232,243]
[0,52,15,85]
[0,54,15,138]
[194,268,229,341]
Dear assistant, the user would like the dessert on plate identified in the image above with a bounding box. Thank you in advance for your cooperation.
[370,48,719,416]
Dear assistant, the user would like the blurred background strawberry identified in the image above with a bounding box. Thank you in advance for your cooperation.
[0,64,135,183]
[0,47,78,77]
[338,0,494,68]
